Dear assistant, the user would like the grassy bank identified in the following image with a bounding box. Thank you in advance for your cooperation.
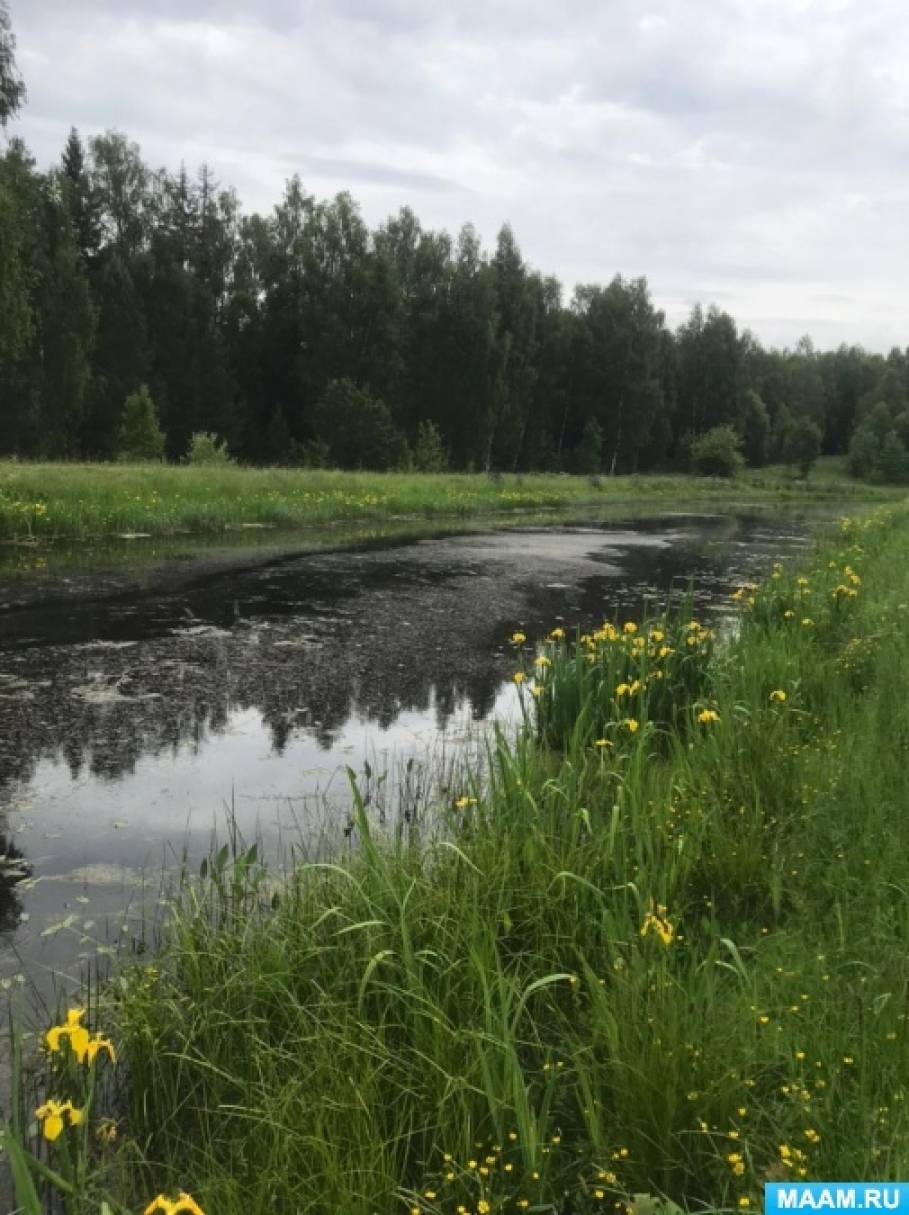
[7,506,909,1214]
[0,457,898,544]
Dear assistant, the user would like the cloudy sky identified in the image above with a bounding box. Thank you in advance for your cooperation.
[8,0,909,350]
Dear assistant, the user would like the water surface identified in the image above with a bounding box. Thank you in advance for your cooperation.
[0,506,834,1000]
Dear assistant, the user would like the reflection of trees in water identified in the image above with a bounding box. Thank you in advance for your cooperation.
[0,831,29,934]
[0,621,511,798]
[0,511,813,800]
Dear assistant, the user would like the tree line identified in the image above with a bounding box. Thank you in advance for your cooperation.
[2,4,909,480]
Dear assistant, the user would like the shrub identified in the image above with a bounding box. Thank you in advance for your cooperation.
[689,425,744,478]
[117,385,165,462]
[412,419,448,473]
[186,432,233,466]
[848,424,880,479]
[784,415,822,479]
[310,379,409,471]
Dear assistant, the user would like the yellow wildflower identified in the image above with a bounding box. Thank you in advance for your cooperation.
[640,900,674,946]
[513,671,526,685]
[623,621,637,634]
[35,1099,83,1142]
[511,631,526,644]
[549,627,566,640]
[144,1196,206,1215]
[623,718,639,733]
[697,708,720,724]
[46,1008,90,1061]
[594,738,613,749]
[535,655,551,668]
[769,690,787,702]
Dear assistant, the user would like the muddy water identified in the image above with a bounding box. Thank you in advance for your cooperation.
[0,507,833,1003]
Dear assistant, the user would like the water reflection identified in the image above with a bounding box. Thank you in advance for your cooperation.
[0,509,832,991]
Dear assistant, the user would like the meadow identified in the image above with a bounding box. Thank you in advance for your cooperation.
[5,504,909,1214]
[0,457,898,544]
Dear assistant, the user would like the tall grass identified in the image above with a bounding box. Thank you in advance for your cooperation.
[7,506,909,1213]
[0,458,897,543]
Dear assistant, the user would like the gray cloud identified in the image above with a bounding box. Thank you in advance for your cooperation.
[8,0,908,349]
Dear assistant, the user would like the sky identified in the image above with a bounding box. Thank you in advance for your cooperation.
[7,0,909,351]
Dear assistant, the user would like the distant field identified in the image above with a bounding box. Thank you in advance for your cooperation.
[0,457,899,543]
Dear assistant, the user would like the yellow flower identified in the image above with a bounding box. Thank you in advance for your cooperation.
[455,796,470,808]
[144,1195,206,1215]
[46,1007,90,1061]
[769,690,787,702]
[650,629,665,642]
[35,1099,83,1142]
[783,610,794,619]
[85,1035,117,1065]
[697,708,720,724]
[804,1128,820,1143]
[511,631,527,644]
[615,682,630,697]
[535,655,551,667]
[622,717,640,734]
[739,1199,751,1208]
[594,738,613,749]
[640,900,674,946]
[658,645,672,659]
[623,621,637,634]
[549,627,566,640]
[513,672,526,685]
[530,683,543,697]
[479,1203,491,1214]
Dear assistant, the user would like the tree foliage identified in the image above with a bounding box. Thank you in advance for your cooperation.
[118,385,165,461]
[690,426,745,478]
[0,3,902,475]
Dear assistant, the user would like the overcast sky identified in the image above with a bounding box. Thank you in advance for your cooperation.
[8,0,909,351]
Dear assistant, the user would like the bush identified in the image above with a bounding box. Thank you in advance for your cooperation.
[412,419,448,473]
[117,385,165,462]
[310,379,409,471]
[848,424,880,479]
[186,432,233,466]
[784,415,822,479]
[689,425,744,478]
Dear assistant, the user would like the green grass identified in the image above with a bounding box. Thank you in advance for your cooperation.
[8,504,909,1214]
[0,456,898,544]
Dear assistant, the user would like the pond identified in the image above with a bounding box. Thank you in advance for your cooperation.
[0,505,836,1003]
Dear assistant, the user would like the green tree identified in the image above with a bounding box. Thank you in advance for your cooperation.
[574,417,603,474]
[118,384,165,460]
[847,424,880,480]
[60,128,102,262]
[784,415,822,478]
[878,430,908,484]
[311,379,408,470]
[690,425,744,478]
[412,419,447,472]
[0,1,25,127]
[737,389,770,466]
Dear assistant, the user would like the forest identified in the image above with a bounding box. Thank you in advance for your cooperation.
[1,4,908,483]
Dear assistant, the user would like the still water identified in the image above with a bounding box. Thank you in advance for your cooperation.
[0,507,833,1001]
